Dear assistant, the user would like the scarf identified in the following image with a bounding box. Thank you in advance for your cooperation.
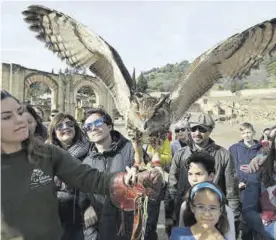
[67,136,90,160]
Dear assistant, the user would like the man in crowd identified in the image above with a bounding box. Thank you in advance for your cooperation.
[165,113,240,236]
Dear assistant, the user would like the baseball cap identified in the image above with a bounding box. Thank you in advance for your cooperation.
[188,113,215,129]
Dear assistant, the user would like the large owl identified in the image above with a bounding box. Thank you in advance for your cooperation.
[22,5,276,137]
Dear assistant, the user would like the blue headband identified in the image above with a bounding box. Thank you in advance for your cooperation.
[190,182,223,201]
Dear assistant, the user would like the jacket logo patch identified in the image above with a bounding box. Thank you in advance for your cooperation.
[30,168,52,188]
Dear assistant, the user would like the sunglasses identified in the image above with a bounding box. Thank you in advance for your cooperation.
[190,126,209,133]
[175,128,186,133]
[83,117,105,132]
[55,121,75,131]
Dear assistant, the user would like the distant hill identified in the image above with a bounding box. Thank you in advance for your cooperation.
[137,57,276,92]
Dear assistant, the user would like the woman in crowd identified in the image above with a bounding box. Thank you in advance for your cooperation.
[46,113,90,240]
[23,104,48,140]
[170,182,228,240]
[1,89,161,239]
[243,134,276,240]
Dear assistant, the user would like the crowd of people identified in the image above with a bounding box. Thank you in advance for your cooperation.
[1,88,276,240]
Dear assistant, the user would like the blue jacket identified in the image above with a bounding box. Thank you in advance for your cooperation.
[243,177,274,240]
[229,140,261,183]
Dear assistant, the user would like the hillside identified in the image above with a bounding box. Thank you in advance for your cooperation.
[137,57,276,92]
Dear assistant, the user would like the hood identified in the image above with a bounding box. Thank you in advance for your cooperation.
[89,130,129,156]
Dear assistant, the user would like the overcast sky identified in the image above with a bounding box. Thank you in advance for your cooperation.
[1,0,276,74]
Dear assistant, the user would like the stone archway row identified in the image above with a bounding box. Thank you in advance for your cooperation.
[24,73,59,91]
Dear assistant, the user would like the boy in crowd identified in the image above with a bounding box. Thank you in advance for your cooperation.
[178,152,236,240]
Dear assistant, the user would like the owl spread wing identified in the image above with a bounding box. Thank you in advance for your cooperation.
[22,5,135,117]
[170,18,276,123]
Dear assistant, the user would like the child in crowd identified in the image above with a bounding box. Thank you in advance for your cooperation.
[171,181,229,240]
[178,152,235,240]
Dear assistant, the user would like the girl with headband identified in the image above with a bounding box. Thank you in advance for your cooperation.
[170,181,229,240]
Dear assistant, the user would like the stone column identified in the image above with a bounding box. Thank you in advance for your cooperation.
[57,74,65,113]
[51,90,58,110]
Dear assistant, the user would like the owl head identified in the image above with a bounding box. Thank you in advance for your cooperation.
[128,93,171,134]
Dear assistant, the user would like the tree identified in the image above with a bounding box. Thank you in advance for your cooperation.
[132,68,136,82]
[137,72,148,92]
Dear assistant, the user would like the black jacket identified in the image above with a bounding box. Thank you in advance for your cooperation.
[165,139,240,223]
[1,144,115,240]
[80,130,135,240]
[56,137,90,228]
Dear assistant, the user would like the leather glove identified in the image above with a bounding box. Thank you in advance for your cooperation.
[110,169,163,211]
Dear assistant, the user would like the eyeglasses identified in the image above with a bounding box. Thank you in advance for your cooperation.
[55,121,75,131]
[83,117,105,132]
[190,126,209,133]
[175,128,186,133]
[192,204,221,215]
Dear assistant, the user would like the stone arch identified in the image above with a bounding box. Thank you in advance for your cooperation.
[73,80,100,107]
[24,73,59,110]
[73,78,104,120]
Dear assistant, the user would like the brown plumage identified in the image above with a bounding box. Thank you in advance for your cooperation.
[22,5,276,135]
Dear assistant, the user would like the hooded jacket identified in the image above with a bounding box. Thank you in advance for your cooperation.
[165,139,240,224]
[229,140,262,183]
[80,130,134,240]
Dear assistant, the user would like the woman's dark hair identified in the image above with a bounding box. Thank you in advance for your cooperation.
[46,113,83,148]
[23,104,47,140]
[32,105,44,119]
[185,152,216,175]
[261,135,276,188]
[85,108,113,129]
[183,182,229,235]
[259,127,271,142]
[1,89,47,164]
[270,125,276,138]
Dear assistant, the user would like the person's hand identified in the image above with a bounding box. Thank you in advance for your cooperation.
[84,205,98,228]
[239,182,246,190]
[136,168,163,200]
[248,155,268,173]
[240,164,250,174]
[165,218,174,236]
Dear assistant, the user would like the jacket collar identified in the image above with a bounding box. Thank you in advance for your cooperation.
[190,138,220,153]
[89,130,128,156]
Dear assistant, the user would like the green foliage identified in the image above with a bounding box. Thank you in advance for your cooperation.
[138,60,190,91]
[139,58,276,91]
[132,68,136,82]
[136,72,148,92]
